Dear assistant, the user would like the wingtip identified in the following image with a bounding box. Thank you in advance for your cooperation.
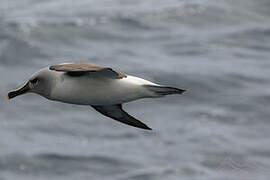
[139,122,152,130]
[144,126,152,130]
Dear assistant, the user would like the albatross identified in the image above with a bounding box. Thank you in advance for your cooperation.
[7,62,186,130]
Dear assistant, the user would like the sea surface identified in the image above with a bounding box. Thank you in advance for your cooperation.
[0,0,270,179]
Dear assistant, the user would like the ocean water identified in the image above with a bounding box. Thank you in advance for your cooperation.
[0,0,270,179]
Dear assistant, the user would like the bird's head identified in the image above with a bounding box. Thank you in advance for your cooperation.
[7,68,54,100]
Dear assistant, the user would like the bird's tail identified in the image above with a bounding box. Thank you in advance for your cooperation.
[143,85,187,96]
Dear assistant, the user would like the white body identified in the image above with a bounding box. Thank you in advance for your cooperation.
[47,69,158,105]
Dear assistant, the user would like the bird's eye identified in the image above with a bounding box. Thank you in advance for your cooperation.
[30,78,39,85]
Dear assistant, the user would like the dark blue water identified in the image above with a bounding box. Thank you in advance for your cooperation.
[0,0,270,179]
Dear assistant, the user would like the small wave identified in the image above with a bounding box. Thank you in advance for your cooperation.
[0,153,138,176]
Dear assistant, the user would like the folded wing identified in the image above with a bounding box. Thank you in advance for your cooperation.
[49,62,126,79]
[91,104,152,130]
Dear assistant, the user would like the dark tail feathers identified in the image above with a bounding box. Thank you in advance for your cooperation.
[144,85,187,96]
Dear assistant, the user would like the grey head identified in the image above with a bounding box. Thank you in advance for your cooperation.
[7,68,56,100]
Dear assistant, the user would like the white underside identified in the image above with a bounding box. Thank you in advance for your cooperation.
[50,73,159,105]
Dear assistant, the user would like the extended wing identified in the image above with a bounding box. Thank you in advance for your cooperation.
[91,104,152,130]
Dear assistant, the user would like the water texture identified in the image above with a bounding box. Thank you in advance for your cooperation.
[0,0,270,179]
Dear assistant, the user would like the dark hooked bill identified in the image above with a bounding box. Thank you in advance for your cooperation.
[7,82,30,99]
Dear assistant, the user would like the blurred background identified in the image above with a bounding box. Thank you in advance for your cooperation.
[0,0,270,179]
